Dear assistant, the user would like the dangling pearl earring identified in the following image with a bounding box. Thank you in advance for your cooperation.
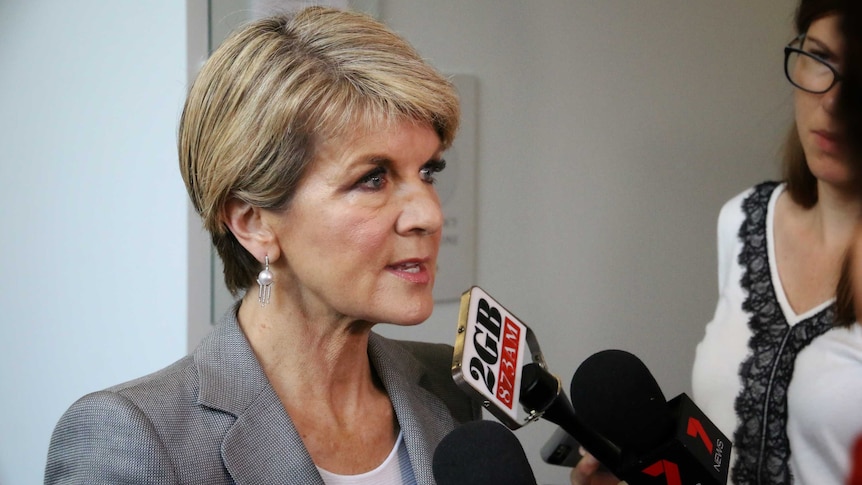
[257,255,273,306]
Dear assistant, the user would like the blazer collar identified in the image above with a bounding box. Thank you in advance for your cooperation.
[193,305,453,485]
[194,305,324,484]
[193,303,268,416]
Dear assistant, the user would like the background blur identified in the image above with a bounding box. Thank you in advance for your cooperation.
[0,1,794,484]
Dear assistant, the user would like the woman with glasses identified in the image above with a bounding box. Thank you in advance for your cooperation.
[691,0,862,483]
[574,3,858,484]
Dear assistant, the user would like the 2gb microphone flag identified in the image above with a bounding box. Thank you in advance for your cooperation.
[452,286,546,429]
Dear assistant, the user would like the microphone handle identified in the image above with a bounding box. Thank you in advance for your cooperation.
[520,362,622,471]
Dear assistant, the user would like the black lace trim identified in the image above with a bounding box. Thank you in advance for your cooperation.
[730,182,834,485]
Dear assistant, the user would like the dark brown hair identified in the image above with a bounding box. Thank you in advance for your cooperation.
[834,0,862,326]
[838,0,862,158]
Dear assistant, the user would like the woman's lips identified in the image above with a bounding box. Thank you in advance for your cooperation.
[387,260,432,284]
[813,130,845,154]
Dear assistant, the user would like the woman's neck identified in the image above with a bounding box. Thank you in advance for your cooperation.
[236,292,379,410]
[810,181,862,248]
[235,294,398,475]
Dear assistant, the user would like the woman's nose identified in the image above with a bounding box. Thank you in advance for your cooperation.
[395,184,443,236]
[823,82,842,114]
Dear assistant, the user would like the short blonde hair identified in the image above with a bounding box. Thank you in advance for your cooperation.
[178,6,460,295]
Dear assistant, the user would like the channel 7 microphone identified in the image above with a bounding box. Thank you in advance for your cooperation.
[432,420,537,485]
[568,349,732,485]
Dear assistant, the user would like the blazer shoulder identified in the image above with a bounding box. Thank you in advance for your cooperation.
[45,390,178,484]
[106,354,196,396]
[389,339,482,422]
[46,355,236,484]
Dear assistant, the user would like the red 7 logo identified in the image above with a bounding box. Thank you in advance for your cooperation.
[643,459,681,485]
[686,417,713,454]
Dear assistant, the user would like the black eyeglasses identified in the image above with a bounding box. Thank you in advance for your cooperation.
[784,33,842,94]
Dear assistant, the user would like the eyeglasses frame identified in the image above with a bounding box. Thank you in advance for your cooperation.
[784,33,843,94]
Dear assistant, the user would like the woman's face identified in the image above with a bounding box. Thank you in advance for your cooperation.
[265,119,445,327]
[795,14,850,188]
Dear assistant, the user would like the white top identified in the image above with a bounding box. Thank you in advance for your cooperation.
[317,431,415,485]
[787,324,862,484]
[692,183,862,484]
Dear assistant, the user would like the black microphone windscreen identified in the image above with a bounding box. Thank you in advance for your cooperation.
[432,420,537,485]
[570,349,672,454]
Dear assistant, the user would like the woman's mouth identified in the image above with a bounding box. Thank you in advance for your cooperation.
[395,262,421,273]
[813,130,845,154]
[387,260,431,283]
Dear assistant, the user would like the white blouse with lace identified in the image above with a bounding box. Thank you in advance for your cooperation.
[693,182,862,485]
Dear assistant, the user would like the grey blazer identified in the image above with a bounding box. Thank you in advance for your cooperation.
[44,309,481,484]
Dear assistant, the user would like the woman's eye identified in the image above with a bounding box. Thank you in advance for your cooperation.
[808,49,831,61]
[357,167,387,190]
[420,159,447,184]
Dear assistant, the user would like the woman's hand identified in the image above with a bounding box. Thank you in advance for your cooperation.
[569,448,624,485]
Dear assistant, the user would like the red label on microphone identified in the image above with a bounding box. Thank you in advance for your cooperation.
[495,316,522,408]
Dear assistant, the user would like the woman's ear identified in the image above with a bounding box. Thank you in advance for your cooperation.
[222,198,279,261]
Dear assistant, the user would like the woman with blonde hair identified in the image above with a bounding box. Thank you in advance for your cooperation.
[45,7,480,484]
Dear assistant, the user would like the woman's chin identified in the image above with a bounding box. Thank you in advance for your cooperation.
[393,302,435,326]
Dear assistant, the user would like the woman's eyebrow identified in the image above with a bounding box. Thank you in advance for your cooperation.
[804,35,836,55]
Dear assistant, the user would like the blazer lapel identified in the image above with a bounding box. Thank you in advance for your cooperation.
[369,334,458,485]
[221,385,324,485]
[194,306,324,485]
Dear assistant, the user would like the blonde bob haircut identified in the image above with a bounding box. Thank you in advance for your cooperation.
[179,6,460,295]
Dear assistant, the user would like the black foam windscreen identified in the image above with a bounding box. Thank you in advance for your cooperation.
[569,349,672,454]
[432,420,537,485]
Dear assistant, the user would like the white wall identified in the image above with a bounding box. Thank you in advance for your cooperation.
[0,2,200,484]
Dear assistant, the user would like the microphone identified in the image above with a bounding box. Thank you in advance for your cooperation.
[519,361,622,471]
[448,287,730,483]
[569,349,731,485]
[432,420,538,485]
[568,349,672,455]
